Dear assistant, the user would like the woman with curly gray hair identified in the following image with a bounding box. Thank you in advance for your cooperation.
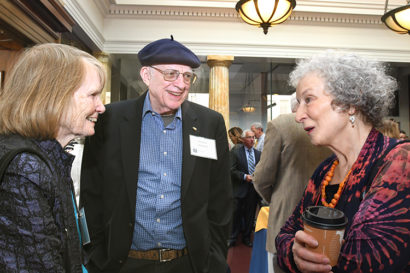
[276,51,409,273]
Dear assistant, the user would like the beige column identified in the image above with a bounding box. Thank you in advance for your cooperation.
[95,52,111,104]
[206,55,234,131]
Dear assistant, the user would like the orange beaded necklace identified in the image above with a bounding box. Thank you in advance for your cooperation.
[321,160,352,208]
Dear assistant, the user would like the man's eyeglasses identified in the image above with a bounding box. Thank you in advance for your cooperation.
[244,136,255,139]
[150,66,197,84]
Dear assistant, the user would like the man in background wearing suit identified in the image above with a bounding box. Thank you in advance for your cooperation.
[250,122,265,151]
[229,129,261,248]
[253,94,331,272]
[80,37,232,273]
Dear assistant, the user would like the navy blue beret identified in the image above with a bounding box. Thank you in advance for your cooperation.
[138,36,201,68]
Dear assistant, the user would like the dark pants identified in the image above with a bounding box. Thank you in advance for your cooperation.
[230,186,258,242]
[118,255,193,273]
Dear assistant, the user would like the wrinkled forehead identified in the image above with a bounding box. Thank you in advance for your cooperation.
[152,63,193,72]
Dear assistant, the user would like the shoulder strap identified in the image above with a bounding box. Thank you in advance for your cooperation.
[0,147,50,183]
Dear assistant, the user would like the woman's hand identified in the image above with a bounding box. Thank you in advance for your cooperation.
[292,230,333,273]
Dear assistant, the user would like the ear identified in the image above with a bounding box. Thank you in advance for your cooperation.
[140,67,151,86]
[347,106,356,115]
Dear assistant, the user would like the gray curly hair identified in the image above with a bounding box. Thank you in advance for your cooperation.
[289,50,397,127]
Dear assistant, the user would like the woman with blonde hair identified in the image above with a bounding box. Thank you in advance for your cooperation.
[0,43,106,272]
[228,126,243,149]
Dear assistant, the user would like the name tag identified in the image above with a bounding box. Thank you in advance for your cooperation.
[189,135,217,160]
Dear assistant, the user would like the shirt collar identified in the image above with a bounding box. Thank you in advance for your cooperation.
[142,91,182,120]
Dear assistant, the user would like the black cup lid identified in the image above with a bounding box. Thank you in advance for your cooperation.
[302,206,348,230]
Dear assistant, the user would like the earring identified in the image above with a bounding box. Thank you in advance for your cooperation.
[349,115,356,128]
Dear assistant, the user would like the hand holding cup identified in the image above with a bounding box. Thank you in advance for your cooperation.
[292,230,333,273]
[302,206,348,267]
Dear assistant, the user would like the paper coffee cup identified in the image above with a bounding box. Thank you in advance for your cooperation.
[302,206,348,266]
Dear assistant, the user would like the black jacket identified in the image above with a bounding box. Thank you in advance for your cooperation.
[230,145,261,198]
[0,135,83,273]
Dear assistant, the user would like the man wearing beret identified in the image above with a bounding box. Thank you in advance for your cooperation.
[80,36,233,273]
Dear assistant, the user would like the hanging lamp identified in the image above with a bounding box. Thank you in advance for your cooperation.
[242,102,256,113]
[381,0,410,34]
[235,0,296,34]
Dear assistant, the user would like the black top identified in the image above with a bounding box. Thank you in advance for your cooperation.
[325,183,340,204]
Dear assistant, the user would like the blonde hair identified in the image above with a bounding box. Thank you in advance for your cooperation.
[0,43,105,139]
[228,127,243,145]
[377,119,400,139]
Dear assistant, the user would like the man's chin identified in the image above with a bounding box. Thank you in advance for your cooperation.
[166,102,183,111]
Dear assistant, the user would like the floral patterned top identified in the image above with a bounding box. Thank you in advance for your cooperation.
[276,129,410,273]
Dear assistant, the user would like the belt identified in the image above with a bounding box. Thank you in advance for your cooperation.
[128,248,188,262]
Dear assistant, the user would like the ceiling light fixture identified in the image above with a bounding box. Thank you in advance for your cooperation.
[381,0,410,34]
[242,102,256,113]
[235,0,296,34]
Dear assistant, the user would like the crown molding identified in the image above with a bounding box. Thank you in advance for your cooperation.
[106,7,383,26]
[94,0,111,15]
[113,0,238,8]
[110,0,402,13]
[106,0,404,16]
[289,12,382,25]
[105,3,386,26]
[62,0,105,49]
[62,0,410,63]
[107,6,238,21]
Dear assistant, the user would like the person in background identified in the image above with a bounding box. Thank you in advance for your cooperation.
[229,129,261,248]
[276,51,409,273]
[399,130,408,140]
[253,93,331,273]
[0,43,106,272]
[80,36,232,273]
[251,122,265,151]
[376,119,400,138]
[228,126,243,150]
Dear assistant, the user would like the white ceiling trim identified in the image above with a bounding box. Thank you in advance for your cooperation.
[62,0,410,63]
[110,0,401,14]
[63,0,105,49]
[104,7,384,26]
[107,0,403,15]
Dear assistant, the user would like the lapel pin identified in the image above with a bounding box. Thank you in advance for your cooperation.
[192,127,197,131]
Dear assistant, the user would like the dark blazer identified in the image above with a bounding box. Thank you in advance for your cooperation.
[230,145,261,198]
[80,92,232,273]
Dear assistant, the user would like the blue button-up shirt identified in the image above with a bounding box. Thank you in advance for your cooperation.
[131,93,186,250]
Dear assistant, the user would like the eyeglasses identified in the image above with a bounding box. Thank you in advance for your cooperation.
[150,66,197,84]
[244,136,255,139]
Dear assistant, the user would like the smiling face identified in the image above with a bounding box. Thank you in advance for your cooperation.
[295,73,350,146]
[57,61,105,146]
[140,64,192,115]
